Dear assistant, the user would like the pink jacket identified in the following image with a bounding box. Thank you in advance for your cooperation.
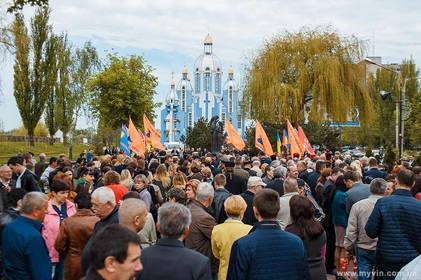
[42,199,76,263]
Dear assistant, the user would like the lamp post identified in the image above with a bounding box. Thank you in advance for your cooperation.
[364,58,419,160]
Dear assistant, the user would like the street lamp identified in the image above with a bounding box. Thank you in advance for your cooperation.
[364,58,420,160]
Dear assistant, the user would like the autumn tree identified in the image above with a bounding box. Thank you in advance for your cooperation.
[242,27,372,126]
[12,8,52,145]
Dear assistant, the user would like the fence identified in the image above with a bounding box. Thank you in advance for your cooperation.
[0,135,61,143]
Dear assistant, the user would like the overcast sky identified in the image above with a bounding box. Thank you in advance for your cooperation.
[1,0,421,131]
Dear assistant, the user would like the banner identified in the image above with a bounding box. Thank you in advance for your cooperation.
[297,125,315,156]
[128,117,146,156]
[287,120,304,157]
[225,120,245,150]
[255,120,274,156]
[143,114,165,150]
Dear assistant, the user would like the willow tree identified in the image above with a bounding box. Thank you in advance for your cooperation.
[12,8,51,145]
[242,27,373,125]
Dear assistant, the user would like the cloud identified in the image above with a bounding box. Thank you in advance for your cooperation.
[1,0,421,130]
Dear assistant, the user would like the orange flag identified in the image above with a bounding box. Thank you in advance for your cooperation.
[297,125,315,156]
[128,117,146,156]
[143,114,165,150]
[255,120,273,156]
[225,120,245,150]
[287,120,304,157]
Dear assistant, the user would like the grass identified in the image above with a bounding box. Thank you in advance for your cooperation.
[0,141,90,163]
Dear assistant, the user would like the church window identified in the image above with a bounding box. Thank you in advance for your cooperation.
[195,73,200,92]
[237,115,242,129]
[188,112,192,127]
[215,73,220,93]
[228,87,233,114]
[204,67,211,91]
[181,91,186,111]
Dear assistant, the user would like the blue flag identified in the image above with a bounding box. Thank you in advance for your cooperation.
[120,124,131,156]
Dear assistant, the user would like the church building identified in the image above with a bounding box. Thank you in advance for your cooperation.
[160,34,244,144]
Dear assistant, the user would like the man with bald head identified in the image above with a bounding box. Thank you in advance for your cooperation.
[0,165,15,212]
[119,198,148,233]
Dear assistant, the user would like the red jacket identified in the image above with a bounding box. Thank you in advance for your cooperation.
[106,184,128,206]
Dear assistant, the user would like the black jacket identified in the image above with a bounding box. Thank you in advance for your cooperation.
[19,169,40,192]
[240,190,258,226]
[266,178,284,197]
[224,172,247,195]
[139,238,212,280]
[81,207,119,274]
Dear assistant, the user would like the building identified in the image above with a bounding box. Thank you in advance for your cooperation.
[160,34,244,144]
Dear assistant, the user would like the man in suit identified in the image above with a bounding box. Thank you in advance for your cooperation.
[7,156,40,192]
[139,202,212,280]
[223,159,247,195]
[344,171,371,214]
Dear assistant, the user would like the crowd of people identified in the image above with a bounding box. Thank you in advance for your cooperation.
[0,148,420,280]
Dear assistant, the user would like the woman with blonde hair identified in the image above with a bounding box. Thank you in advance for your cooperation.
[120,169,134,189]
[211,195,252,280]
[153,164,171,200]
[172,172,186,189]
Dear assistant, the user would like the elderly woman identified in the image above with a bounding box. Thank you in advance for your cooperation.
[211,195,252,280]
[131,174,152,211]
[185,179,200,203]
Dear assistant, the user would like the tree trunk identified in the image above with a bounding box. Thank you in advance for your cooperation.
[49,134,55,145]
[28,130,35,146]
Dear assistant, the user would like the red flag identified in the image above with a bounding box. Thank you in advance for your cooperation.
[297,125,315,156]
[255,120,273,156]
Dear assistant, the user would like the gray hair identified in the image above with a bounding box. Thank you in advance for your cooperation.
[91,187,116,206]
[20,192,48,214]
[158,202,191,238]
[252,160,260,167]
[270,160,281,168]
[196,182,214,201]
[119,198,147,227]
[283,177,299,193]
[274,166,287,179]
[370,178,387,195]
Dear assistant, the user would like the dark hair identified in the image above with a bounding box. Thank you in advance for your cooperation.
[329,175,347,204]
[50,180,70,193]
[411,175,421,197]
[331,167,342,176]
[49,157,58,165]
[167,188,187,205]
[122,191,140,200]
[397,169,415,187]
[315,160,326,172]
[289,195,324,241]
[7,188,27,208]
[413,166,421,175]
[253,189,280,219]
[343,171,359,182]
[74,193,92,209]
[368,158,378,167]
[7,156,24,166]
[89,224,141,270]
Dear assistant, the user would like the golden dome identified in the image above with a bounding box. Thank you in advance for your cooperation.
[204,33,213,44]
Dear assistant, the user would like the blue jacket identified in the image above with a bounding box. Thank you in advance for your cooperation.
[331,191,348,227]
[365,189,421,267]
[2,215,52,280]
[227,221,310,280]
[345,182,370,214]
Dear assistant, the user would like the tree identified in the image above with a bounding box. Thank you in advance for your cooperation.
[12,8,51,145]
[185,118,212,150]
[242,27,372,125]
[7,0,49,13]
[44,34,58,144]
[70,41,100,132]
[88,54,158,130]
[55,33,73,144]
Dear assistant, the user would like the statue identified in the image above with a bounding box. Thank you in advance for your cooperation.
[209,116,224,153]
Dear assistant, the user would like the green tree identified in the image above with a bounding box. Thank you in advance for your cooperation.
[55,33,73,144]
[7,0,49,13]
[88,54,158,130]
[44,34,58,144]
[70,41,100,131]
[12,8,51,145]
[242,27,372,125]
[185,118,211,150]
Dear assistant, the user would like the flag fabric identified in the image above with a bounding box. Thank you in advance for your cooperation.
[143,114,165,150]
[225,120,245,150]
[255,120,274,156]
[282,129,289,146]
[119,125,131,156]
[297,125,315,156]
[128,117,146,156]
[276,131,281,155]
[287,120,304,157]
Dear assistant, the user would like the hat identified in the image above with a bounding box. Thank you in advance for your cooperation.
[247,176,267,188]
[221,157,235,167]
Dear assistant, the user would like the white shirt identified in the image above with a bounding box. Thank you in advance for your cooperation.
[15,167,27,189]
